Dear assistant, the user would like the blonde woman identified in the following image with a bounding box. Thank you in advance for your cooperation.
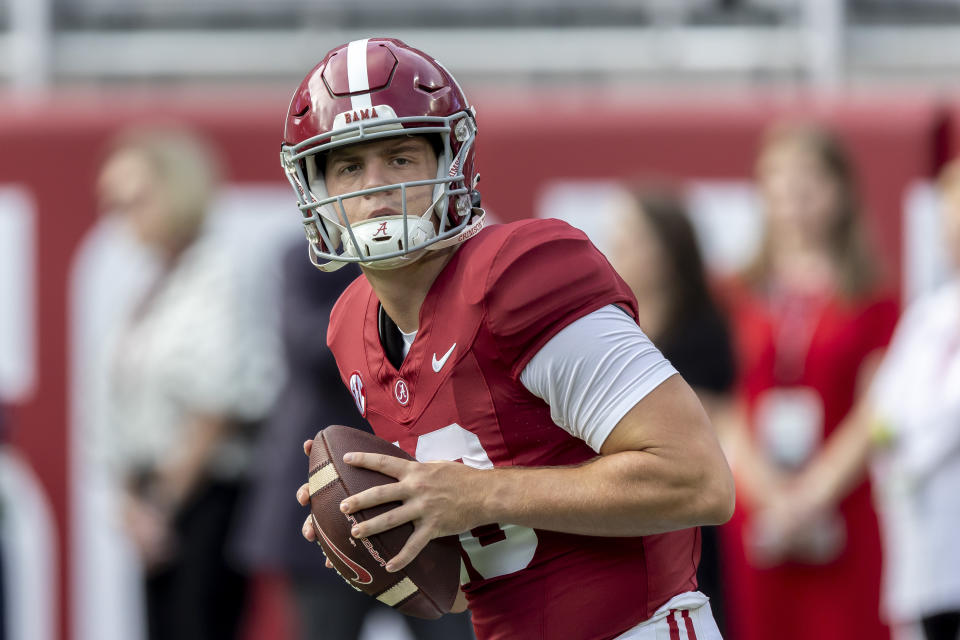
[721,122,898,640]
[777,158,960,640]
[98,128,279,640]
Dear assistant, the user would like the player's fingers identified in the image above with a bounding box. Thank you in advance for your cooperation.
[301,514,317,542]
[343,451,410,478]
[296,482,311,506]
[349,503,416,539]
[340,481,406,515]
[450,588,469,613]
[385,525,433,573]
[325,557,334,570]
[303,439,314,456]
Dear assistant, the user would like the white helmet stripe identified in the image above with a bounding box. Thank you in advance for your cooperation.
[346,39,373,112]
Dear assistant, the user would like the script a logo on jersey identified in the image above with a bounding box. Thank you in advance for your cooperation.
[349,371,366,417]
[312,516,373,586]
[394,378,410,406]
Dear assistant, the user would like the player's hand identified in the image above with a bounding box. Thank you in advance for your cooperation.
[298,513,335,571]
[298,439,337,571]
[450,588,469,614]
[339,452,485,573]
[297,438,315,519]
[298,438,318,539]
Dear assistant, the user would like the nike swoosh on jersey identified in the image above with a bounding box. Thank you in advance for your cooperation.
[432,343,457,372]
[313,515,374,585]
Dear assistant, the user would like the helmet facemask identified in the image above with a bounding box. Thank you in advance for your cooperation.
[282,111,481,271]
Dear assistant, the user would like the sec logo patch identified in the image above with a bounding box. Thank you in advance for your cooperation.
[349,371,366,417]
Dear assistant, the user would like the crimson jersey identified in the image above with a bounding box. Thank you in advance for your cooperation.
[327,219,700,640]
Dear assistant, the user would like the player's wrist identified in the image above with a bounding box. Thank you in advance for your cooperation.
[468,466,517,527]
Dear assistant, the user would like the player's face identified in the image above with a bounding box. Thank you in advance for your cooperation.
[758,141,841,245]
[98,149,174,250]
[324,136,439,226]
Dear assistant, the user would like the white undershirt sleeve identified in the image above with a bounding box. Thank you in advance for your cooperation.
[519,305,678,453]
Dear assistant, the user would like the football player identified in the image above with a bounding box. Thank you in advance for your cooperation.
[287,38,734,639]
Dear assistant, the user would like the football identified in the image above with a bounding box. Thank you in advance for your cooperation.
[307,424,462,618]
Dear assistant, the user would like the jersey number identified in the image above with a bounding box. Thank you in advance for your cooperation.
[414,423,538,580]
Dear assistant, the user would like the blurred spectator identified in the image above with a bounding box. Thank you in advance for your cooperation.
[774,157,960,640]
[606,183,737,637]
[97,127,281,640]
[720,121,898,640]
[0,404,5,640]
[236,241,475,640]
[0,401,55,640]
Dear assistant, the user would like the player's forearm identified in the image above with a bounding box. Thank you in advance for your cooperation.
[470,376,737,537]
[472,446,734,537]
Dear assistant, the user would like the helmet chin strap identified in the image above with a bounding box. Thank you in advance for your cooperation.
[424,207,485,252]
[308,242,348,272]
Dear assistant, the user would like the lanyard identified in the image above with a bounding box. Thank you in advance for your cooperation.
[770,288,831,385]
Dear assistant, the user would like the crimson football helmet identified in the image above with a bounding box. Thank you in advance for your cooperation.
[281,38,483,271]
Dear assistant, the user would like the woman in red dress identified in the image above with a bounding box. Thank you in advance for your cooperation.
[722,122,898,640]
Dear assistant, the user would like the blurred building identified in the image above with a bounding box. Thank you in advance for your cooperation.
[4,0,960,90]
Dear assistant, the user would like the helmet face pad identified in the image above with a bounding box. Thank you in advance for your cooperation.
[281,38,481,271]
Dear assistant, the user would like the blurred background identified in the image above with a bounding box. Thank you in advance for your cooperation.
[2,2,960,640]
